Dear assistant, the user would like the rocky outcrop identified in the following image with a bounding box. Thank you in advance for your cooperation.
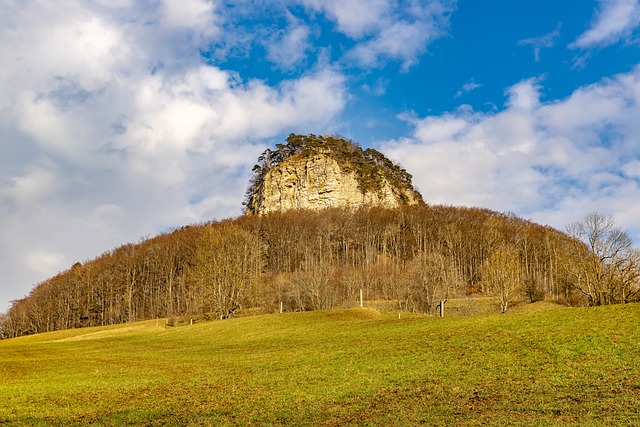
[244,134,423,215]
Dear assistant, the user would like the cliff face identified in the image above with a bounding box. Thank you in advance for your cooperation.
[244,134,423,215]
[247,153,420,214]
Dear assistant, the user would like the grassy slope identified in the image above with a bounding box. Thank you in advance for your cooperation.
[1,304,639,426]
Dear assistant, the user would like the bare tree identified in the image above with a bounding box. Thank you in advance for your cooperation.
[0,312,7,340]
[618,248,640,303]
[407,251,461,315]
[188,223,263,319]
[566,212,637,305]
[482,245,521,313]
[3,204,583,337]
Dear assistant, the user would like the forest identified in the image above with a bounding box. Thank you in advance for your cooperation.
[2,205,638,339]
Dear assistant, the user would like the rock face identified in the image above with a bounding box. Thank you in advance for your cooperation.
[244,134,423,215]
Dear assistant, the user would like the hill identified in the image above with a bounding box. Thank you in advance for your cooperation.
[1,205,586,338]
[1,304,639,425]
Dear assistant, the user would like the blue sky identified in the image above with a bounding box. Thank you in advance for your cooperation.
[1,0,640,311]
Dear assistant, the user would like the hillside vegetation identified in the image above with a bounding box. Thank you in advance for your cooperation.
[2,205,591,338]
[1,304,639,426]
[4,135,637,338]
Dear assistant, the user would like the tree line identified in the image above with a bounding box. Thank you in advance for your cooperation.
[2,206,638,338]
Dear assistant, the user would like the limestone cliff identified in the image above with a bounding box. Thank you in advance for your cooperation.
[244,134,423,215]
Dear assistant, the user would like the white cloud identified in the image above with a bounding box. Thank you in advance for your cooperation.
[380,67,640,241]
[571,0,640,48]
[519,24,561,62]
[299,0,456,69]
[362,77,390,96]
[163,0,217,33]
[455,79,481,98]
[92,204,125,222]
[2,168,58,207]
[191,1,455,72]
[349,20,431,70]
[505,78,542,111]
[298,0,390,38]
[266,24,312,70]
[623,159,640,178]
[24,251,67,278]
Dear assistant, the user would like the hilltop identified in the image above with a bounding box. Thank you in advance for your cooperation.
[244,134,423,214]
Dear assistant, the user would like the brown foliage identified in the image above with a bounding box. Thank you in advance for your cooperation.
[4,205,586,338]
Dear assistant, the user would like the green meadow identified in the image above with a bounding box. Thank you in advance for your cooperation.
[1,303,639,426]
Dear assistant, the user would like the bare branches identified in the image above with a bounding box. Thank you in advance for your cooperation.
[188,223,263,319]
[482,245,521,313]
[565,212,638,305]
[3,206,594,337]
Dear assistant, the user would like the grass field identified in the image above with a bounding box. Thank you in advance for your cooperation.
[1,303,639,426]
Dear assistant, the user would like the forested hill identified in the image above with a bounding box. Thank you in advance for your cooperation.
[2,205,588,338]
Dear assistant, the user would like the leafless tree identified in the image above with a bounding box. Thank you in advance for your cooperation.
[188,223,263,319]
[3,205,586,337]
[566,212,638,305]
[0,312,8,340]
[482,245,521,313]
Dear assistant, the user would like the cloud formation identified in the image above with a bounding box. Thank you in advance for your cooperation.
[381,67,640,238]
[455,79,481,98]
[0,0,348,309]
[571,0,640,48]
[300,0,456,69]
[266,23,312,70]
[519,24,561,62]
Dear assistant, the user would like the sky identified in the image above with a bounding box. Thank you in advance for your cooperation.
[1,0,640,312]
